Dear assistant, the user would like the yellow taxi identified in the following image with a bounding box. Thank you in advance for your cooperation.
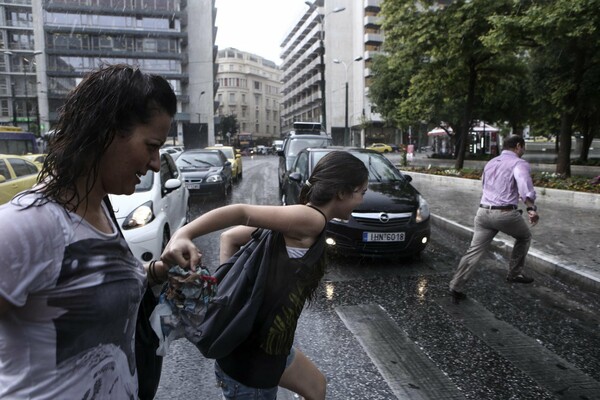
[205,145,243,181]
[366,143,393,153]
[0,154,40,205]
[23,153,46,169]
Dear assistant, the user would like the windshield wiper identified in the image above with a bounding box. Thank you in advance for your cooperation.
[193,159,214,166]
[368,156,383,182]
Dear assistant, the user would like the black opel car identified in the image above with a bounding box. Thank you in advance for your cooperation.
[281,147,431,258]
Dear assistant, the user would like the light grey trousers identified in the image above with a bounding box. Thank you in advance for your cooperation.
[449,208,532,292]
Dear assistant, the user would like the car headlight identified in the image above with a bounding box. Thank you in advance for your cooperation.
[206,175,223,183]
[331,217,349,224]
[416,195,430,223]
[123,201,154,229]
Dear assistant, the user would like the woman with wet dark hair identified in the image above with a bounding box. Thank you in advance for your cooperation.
[0,64,176,398]
[162,150,369,400]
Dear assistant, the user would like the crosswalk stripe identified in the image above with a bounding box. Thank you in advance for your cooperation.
[336,304,466,400]
[435,296,600,398]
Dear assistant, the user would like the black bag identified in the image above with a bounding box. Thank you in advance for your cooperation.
[194,228,273,359]
[135,287,163,400]
[103,197,162,400]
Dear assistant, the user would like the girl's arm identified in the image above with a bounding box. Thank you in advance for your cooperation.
[162,204,326,268]
[219,225,256,264]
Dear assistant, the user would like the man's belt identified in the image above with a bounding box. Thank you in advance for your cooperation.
[479,204,517,210]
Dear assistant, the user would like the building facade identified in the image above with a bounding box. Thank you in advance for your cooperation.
[280,0,394,146]
[1,0,218,149]
[215,47,282,146]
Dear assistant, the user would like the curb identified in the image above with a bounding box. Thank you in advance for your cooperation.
[431,214,600,295]
[406,171,600,208]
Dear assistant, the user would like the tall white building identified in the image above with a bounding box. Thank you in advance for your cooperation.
[281,0,392,146]
[215,47,282,146]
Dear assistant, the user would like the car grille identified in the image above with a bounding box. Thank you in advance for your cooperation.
[185,178,203,183]
[351,212,413,227]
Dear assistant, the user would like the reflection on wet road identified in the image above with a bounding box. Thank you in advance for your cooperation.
[156,155,600,400]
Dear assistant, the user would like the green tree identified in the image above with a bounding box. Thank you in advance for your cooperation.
[373,0,528,169]
[218,114,239,138]
[485,0,600,176]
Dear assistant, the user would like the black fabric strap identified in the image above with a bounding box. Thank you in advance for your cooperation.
[307,204,328,228]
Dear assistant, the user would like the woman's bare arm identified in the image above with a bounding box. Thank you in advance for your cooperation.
[219,225,256,264]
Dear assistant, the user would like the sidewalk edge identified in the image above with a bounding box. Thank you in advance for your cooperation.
[407,171,600,207]
[431,214,600,295]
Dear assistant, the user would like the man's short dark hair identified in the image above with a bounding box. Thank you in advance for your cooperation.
[503,135,525,150]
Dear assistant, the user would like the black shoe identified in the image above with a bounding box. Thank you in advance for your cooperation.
[506,274,534,284]
[450,289,466,303]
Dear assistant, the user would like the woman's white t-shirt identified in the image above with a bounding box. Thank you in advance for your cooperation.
[0,193,145,399]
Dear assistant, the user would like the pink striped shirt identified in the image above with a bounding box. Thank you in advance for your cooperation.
[480,150,536,206]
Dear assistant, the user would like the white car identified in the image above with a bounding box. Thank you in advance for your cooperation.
[109,152,189,263]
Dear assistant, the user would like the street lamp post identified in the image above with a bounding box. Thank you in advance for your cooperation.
[305,2,345,133]
[334,57,362,146]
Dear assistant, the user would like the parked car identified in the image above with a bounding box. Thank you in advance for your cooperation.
[281,147,430,258]
[256,145,268,155]
[23,153,46,168]
[272,140,284,154]
[366,143,393,153]
[277,134,332,193]
[108,151,189,262]
[205,144,243,181]
[0,154,40,205]
[177,149,233,199]
[162,145,184,160]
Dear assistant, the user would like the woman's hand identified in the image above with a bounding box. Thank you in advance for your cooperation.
[161,232,202,271]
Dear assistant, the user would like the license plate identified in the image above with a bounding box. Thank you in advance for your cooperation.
[362,232,405,242]
[186,183,200,189]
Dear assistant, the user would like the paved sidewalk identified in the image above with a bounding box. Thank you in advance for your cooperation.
[388,153,600,294]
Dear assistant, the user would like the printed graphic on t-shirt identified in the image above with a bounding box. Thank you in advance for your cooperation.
[48,236,142,398]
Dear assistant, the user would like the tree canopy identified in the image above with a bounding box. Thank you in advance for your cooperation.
[370,0,600,175]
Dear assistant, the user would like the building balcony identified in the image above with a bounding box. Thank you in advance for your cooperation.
[364,0,382,12]
[364,15,382,29]
[44,2,181,18]
[364,32,384,45]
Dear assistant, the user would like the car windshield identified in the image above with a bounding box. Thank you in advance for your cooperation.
[312,151,405,183]
[177,153,222,167]
[288,138,331,157]
[213,147,233,158]
[135,170,154,192]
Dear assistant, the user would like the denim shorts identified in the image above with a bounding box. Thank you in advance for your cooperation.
[214,348,296,400]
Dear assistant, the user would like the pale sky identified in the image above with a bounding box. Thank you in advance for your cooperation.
[215,0,309,64]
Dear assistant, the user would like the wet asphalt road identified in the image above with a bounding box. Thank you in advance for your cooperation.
[154,155,600,400]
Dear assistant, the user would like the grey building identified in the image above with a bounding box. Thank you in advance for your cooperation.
[1,0,218,148]
[280,0,391,146]
[215,47,282,146]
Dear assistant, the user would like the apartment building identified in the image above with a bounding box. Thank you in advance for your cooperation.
[0,1,38,133]
[215,47,282,146]
[1,0,217,148]
[281,0,393,146]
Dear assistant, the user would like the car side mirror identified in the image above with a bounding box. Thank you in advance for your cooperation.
[0,174,5,183]
[224,161,232,167]
[276,150,284,157]
[289,171,303,183]
[162,178,182,195]
[403,174,412,182]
